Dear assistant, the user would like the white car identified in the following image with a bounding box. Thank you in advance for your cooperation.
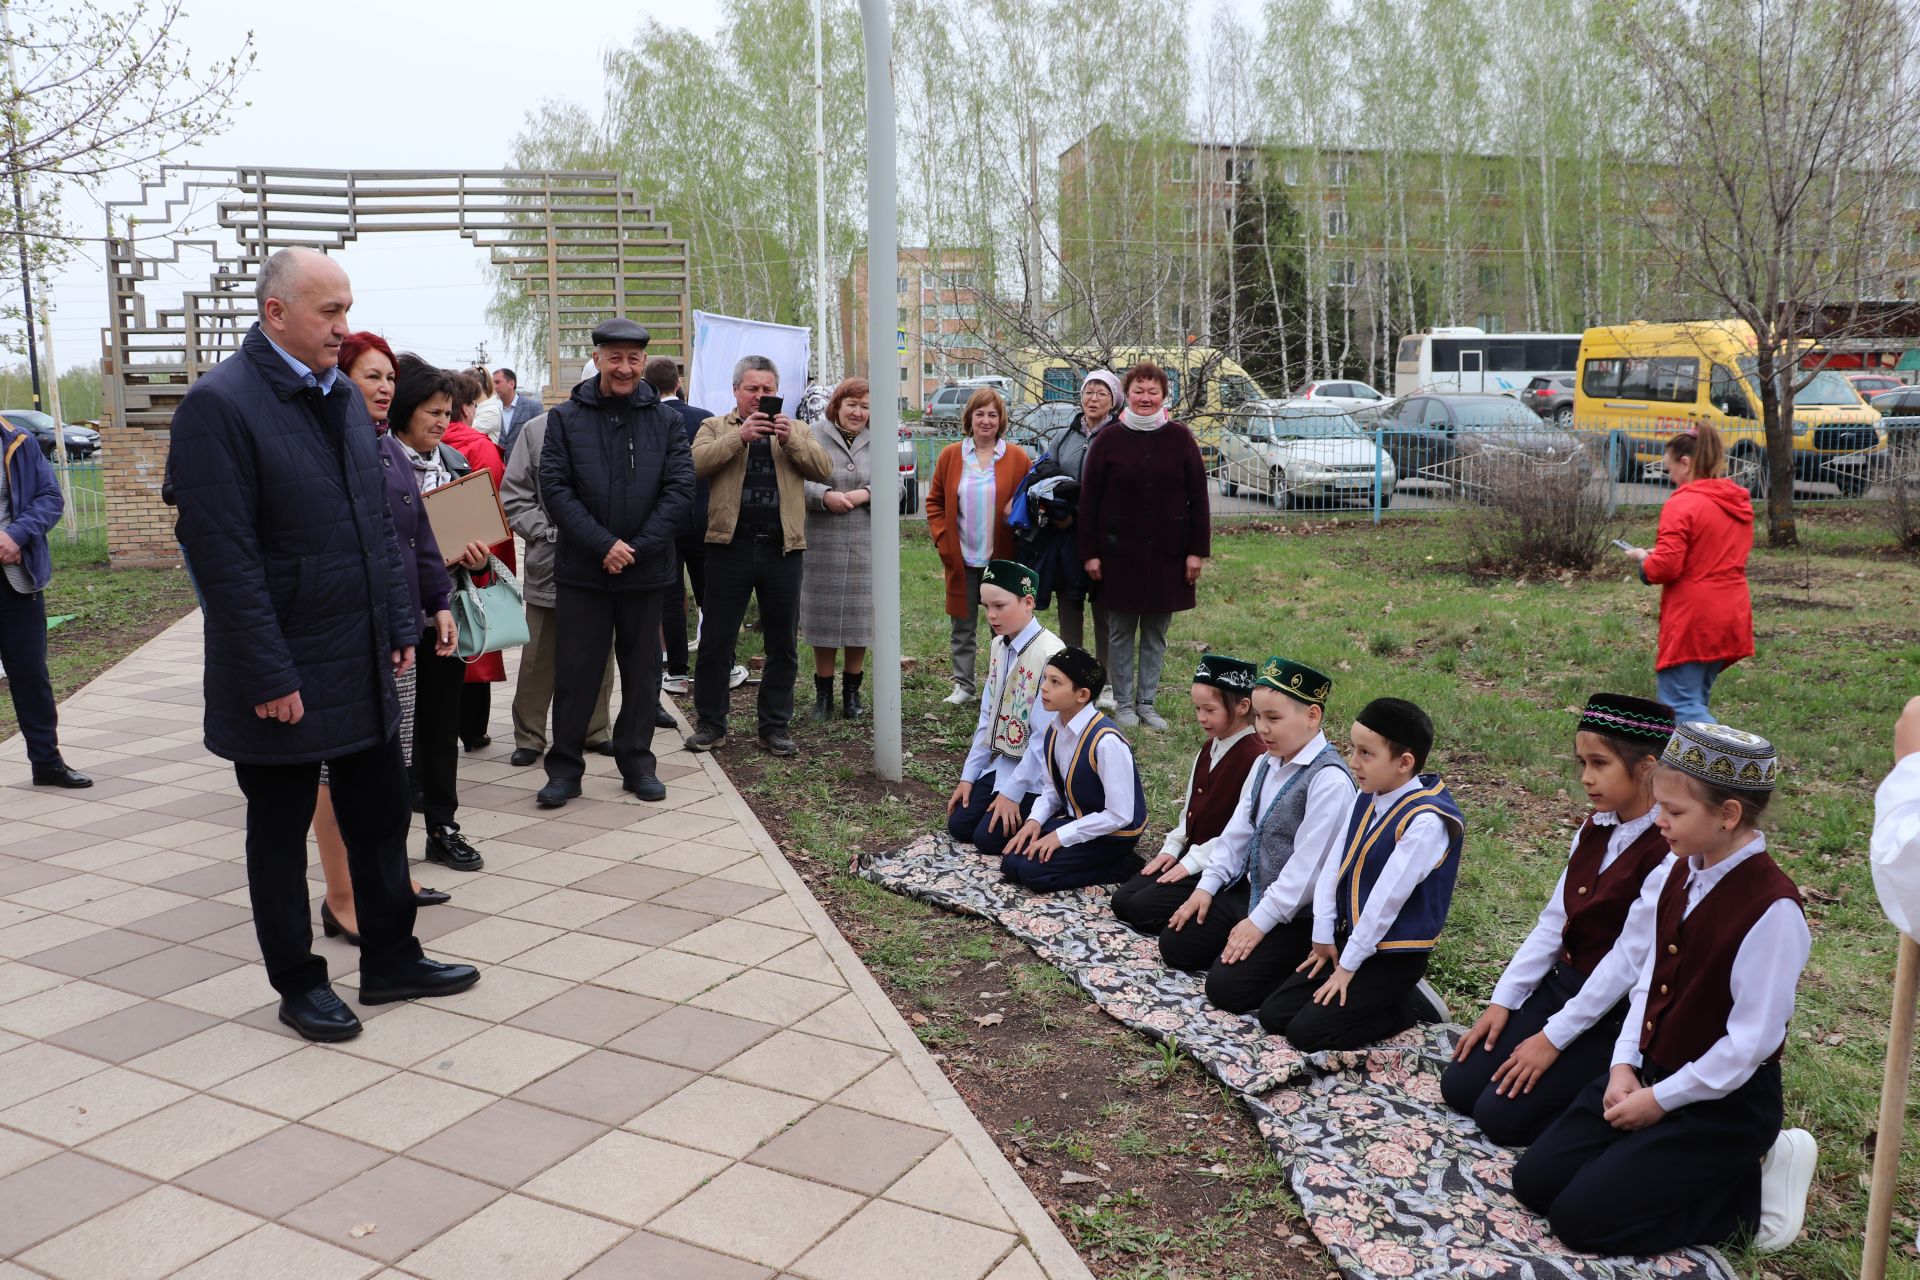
[1217,400,1397,508]
[1292,379,1389,412]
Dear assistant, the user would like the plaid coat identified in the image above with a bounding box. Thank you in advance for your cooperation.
[799,420,874,647]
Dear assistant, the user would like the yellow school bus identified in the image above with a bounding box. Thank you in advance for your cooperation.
[1572,319,1884,495]
[1010,346,1268,464]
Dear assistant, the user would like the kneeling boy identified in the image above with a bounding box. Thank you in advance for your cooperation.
[946,560,1065,857]
[1002,647,1144,890]
[1261,697,1459,1050]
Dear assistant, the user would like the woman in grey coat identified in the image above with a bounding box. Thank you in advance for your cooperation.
[801,378,874,721]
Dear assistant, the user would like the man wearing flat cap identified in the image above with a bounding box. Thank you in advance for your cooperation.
[535,318,696,808]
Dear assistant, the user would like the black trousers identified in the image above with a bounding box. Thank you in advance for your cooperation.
[459,682,491,745]
[1440,963,1626,1148]
[1512,1062,1779,1255]
[1112,871,1221,938]
[0,578,59,767]
[663,541,706,678]
[999,814,1139,892]
[233,733,422,997]
[549,584,664,786]
[412,638,465,833]
[1258,947,1431,1050]
[1146,879,1253,970]
[946,763,1032,857]
[693,534,802,736]
[1203,915,1317,1013]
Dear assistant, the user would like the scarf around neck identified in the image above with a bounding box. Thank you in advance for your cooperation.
[1121,407,1169,432]
[405,441,454,493]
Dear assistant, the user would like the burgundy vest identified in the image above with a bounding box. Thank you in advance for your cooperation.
[1187,734,1264,849]
[1558,817,1672,975]
[1638,852,1803,1071]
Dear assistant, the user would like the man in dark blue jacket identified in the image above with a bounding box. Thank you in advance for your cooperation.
[645,355,713,699]
[170,247,478,1042]
[0,416,89,788]
[536,318,695,809]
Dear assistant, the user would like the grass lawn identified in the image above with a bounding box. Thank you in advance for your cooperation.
[700,505,1920,1280]
[0,536,199,746]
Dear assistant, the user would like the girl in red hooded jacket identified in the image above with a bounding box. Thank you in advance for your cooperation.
[1624,423,1753,724]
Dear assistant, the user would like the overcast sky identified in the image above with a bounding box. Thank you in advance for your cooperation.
[14,0,1256,401]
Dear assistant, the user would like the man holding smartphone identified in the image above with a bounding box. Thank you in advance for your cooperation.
[686,354,833,756]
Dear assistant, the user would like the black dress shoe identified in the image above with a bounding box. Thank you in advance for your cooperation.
[279,985,362,1041]
[31,763,92,789]
[319,901,361,946]
[537,779,581,808]
[684,726,726,752]
[358,958,481,1005]
[424,826,484,872]
[655,706,676,728]
[627,774,667,802]
[414,886,452,907]
[463,735,491,752]
[589,740,618,757]
[758,731,798,757]
[509,747,542,767]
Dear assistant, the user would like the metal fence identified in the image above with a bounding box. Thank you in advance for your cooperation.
[897,411,1920,525]
[51,459,107,553]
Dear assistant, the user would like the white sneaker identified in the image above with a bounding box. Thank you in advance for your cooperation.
[1138,707,1170,731]
[661,675,690,695]
[942,683,973,706]
[1754,1128,1817,1251]
[728,665,750,689]
[1096,688,1116,710]
[1115,706,1140,728]
[1412,978,1450,1024]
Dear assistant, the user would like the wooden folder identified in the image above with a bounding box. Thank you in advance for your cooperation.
[420,468,509,564]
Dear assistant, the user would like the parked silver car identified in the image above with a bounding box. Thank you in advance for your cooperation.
[1217,400,1397,508]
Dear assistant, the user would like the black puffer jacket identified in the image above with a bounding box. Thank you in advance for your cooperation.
[170,324,415,765]
[540,375,695,592]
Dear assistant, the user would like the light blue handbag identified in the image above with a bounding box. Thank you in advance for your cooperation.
[451,554,529,661]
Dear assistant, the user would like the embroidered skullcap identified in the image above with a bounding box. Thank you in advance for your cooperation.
[591,317,650,347]
[1660,721,1779,792]
[1356,697,1434,762]
[1046,645,1107,696]
[1255,656,1333,707]
[1194,654,1257,694]
[980,559,1038,600]
[1578,693,1676,742]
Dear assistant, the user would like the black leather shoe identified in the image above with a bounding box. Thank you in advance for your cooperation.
[358,958,481,1005]
[627,774,667,802]
[31,763,92,789]
[279,985,362,1041]
[655,706,676,728]
[424,827,484,872]
[509,747,542,767]
[319,901,361,946]
[809,690,834,723]
[685,726,726,753]
[537,779,581,808]
[413,886,451,907]
[463,735,491,752]
[842,689,865,719]
[758,731,798,757]
[589,740,618,757]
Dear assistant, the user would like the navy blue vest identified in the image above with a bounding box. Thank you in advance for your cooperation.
[1044,711,1147,838]
[1332,775,1465,953]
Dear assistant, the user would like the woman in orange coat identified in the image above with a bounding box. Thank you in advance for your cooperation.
[925,388,1031,705]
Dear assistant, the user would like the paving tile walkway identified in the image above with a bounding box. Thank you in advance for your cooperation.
[0,613,1094,1280]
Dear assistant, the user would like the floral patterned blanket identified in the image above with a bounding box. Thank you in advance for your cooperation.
[854,834,1734,1280]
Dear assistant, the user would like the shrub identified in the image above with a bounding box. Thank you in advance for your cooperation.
[1881,439,1920,551]
[1460,449,1618,573]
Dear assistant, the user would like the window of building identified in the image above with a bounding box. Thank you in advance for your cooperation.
[1484,167,1507,196]
[1327,158,1350,187]
[945,269,976,290]
[1283,161,1300,185]
[896,273,908,295]
[1478,264,1503,291]
[956,361,981,380]
[1225,155,1253,185]
[1329,259,1357,288]
[1475,312,1503,333]
[1170,151,1195,183]
[899,367,908,382]
[922,362,934,376]
[1326,207,1348,237]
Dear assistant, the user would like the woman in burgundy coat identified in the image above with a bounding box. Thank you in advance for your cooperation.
[1077,361,1211,730]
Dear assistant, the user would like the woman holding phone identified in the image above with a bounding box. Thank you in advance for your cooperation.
[1620,422,1753,724]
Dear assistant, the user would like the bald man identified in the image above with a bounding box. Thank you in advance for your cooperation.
[171,247,479,1042]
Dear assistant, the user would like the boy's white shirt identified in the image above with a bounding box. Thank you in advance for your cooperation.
[1158,725,1256,873]
[1873,752,1920,936]
[1027,702,1137,846]
[958,616,1048,800]
[1609,834,1811,1111]
[1311,774,1450,972]
[1193,731,1356,933]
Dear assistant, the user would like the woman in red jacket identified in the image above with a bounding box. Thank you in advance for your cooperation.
[1625,422,1753,724]
[441,370,515,751]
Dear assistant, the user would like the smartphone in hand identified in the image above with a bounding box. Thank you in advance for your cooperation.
[757,395,783,422]
[1611,538,1639,554]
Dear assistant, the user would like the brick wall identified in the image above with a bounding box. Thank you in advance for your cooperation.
[105,426,181,568]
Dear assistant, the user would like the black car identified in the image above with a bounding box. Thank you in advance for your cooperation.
[1520,375,1576,426]
[0,409,100,461]
[1374,394,1589,484]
